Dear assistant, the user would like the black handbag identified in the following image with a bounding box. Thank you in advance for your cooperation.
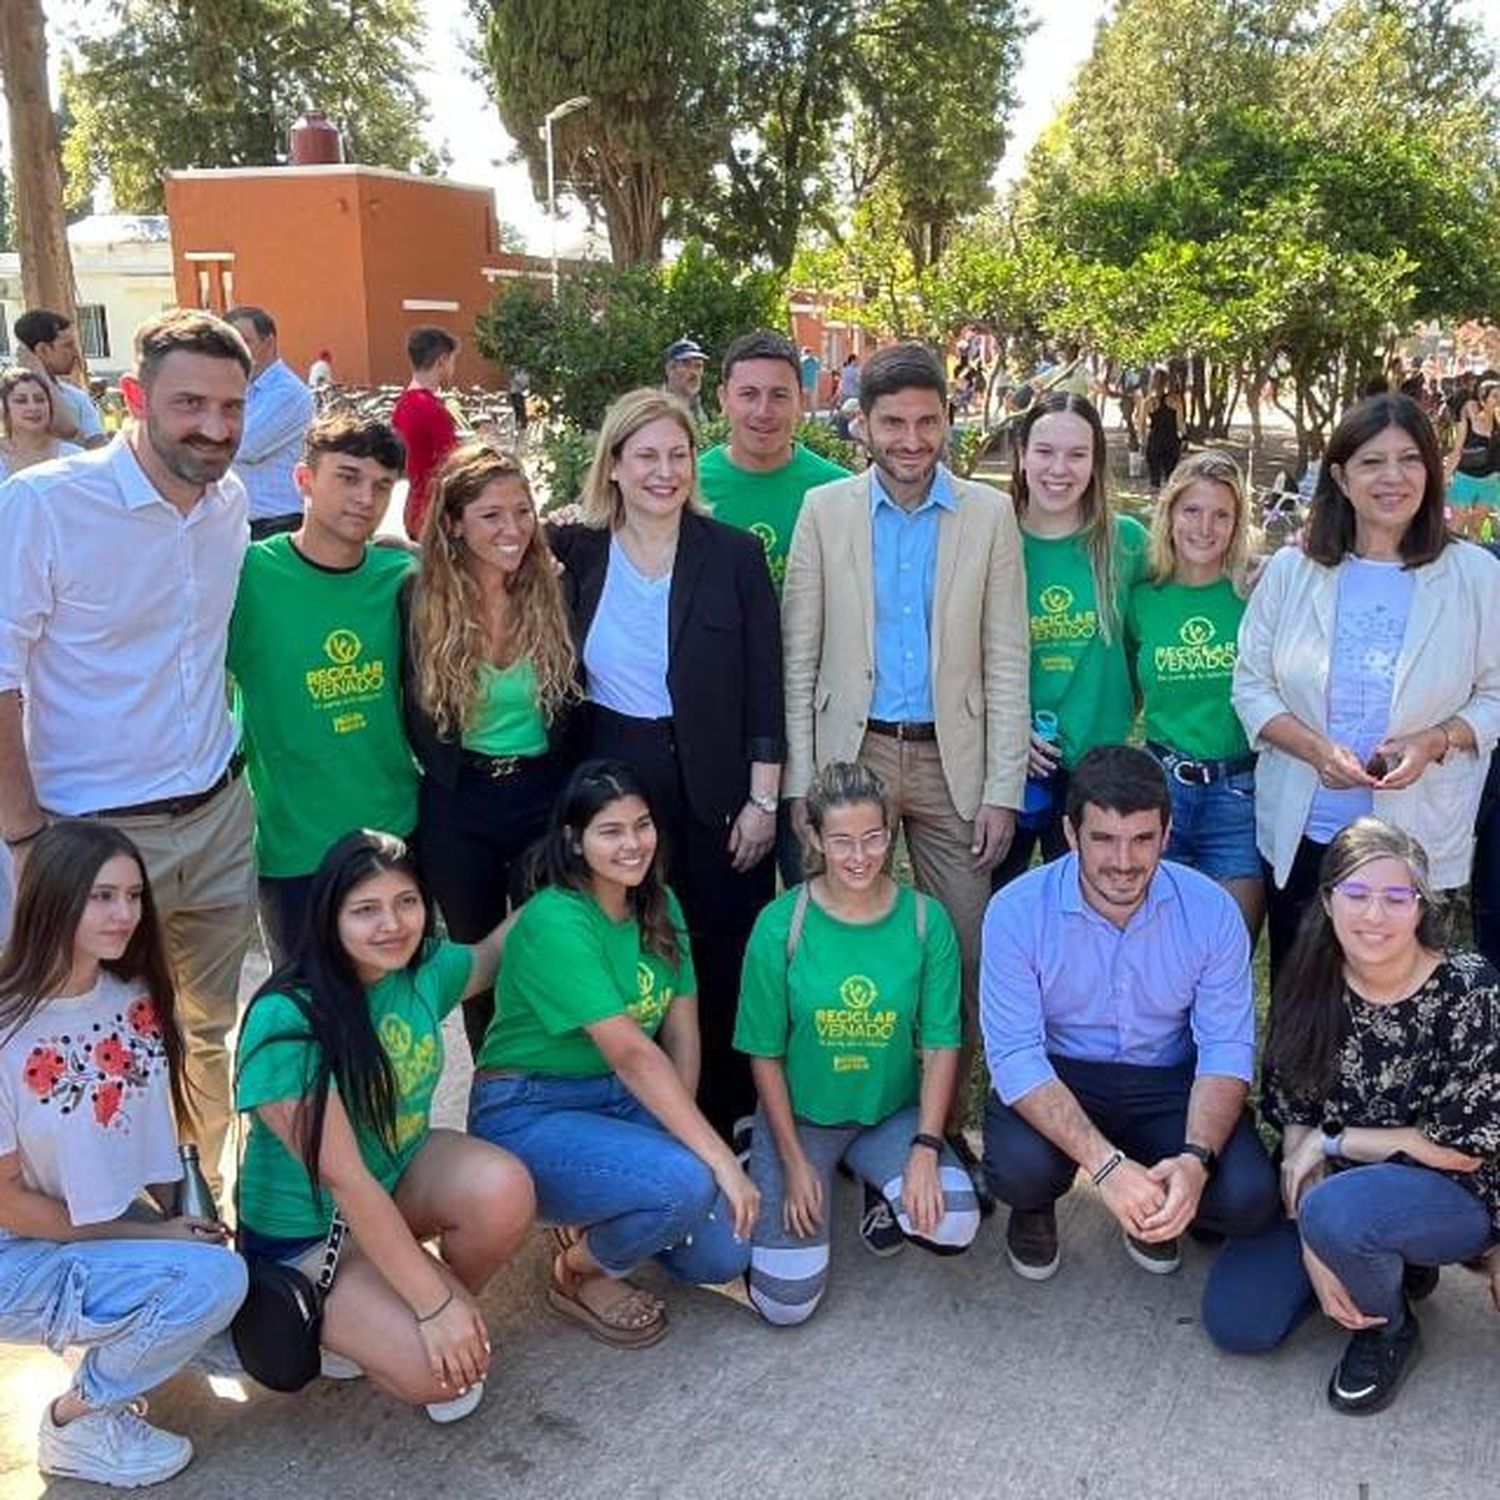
[231,1213,346,1393]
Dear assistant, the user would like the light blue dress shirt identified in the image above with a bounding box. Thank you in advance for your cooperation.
[232,359,315,522]
[868,466,955,723]
[583,535,673,718]
[980,853,1255,1104]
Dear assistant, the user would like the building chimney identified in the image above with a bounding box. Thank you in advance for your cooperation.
[290,111,344,166]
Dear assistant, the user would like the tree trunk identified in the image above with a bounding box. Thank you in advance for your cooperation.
[0,0,77,318]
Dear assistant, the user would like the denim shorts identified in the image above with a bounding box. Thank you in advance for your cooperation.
[1163,767,1261,881]
[1449,470,1500,511]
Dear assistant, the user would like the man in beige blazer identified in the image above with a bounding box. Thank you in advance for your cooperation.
[782,341,1030,1208]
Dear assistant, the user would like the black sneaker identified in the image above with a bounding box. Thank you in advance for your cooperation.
[1402,1262,1440,1302]
[1005,1206,1059,1281]
[945,1132,997,1219]
[1327,1309,1422,1415]
[859,1184,906,1257]
[1124,1233,1181,1275]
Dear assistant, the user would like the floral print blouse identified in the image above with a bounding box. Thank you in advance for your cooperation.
[1267,950,1500,1230]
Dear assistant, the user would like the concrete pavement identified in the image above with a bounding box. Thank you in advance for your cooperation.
[3,954,1496,1500]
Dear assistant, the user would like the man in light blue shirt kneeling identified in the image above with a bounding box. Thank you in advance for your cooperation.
[980,744,1278,1281]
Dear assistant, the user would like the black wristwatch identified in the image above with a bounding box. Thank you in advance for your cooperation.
[1180,1142,1218,1177]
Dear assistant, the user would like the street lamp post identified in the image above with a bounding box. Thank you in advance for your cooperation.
[540,94,591,299]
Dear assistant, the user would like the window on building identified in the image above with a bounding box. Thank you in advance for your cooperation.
[0,314,10,359]
[76,304,110,360]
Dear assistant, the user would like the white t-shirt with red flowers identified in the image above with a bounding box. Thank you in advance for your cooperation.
[0,973,182,1229]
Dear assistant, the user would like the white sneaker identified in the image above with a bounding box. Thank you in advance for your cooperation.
[319,1348,365,1380]
[425,1378,484,1424]
[38,1401,194,1488]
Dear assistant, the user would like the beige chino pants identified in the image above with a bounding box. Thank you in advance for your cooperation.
[100,776,257,1189]
[855,733,990,1122]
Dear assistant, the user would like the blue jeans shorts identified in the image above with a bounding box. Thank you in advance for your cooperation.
[1162,766,1260,882]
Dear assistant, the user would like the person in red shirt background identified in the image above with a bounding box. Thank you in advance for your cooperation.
[394,325,461,539]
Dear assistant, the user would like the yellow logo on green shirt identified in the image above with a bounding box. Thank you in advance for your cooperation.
[627,961,672,1031]
[839,975,879,1010]
[1154,615,1236,678]
[306,626,386,704]
[324,628,363,664]
[1033,581,1098,646]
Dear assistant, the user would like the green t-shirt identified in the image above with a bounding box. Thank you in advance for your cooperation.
[234,939,474,1239]
[227,535,418,877]
[462,658,549,758]
[1023,514,1149,766]
[734,885,961,1127]
[477,886,697,1078]
[698,442,849,594]
[1126,576,1249,760]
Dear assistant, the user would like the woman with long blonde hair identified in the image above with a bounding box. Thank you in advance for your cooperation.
[403,443,579,1053]
[1128,450,1263,936]
[549,388,784,1141]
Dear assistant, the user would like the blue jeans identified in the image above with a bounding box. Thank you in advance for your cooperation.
[1202,1162,1495,1351]
[982,1056,1279,1236]
[468,1072,749,1283]
[1161,768,1259,882]
[0,1234,247,1408]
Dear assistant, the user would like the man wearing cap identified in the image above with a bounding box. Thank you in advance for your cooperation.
[663,336,708,423]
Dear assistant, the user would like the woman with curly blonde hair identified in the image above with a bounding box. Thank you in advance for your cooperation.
[403,443,579,1053]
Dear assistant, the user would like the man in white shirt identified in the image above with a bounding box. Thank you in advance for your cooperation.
[11,308,108,450]
[0,309,257,1186]
[226,304,316,540]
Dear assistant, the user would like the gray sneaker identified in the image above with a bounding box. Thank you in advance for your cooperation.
[1124,1232,1181,1274]
[38,1401,193,1489]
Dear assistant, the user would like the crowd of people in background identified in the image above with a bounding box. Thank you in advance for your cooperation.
[1,304,1500,1488]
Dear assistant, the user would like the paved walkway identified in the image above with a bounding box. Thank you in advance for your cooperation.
[2,949,1495,1499]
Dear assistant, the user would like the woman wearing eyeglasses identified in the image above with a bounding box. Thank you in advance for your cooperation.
[1233,392,1500,982]
[1202,818,1500,1414]
[734,762,978,1325]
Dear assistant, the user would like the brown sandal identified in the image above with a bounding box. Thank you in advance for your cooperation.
[546,1251,668,1349]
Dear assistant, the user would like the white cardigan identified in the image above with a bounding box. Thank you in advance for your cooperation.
[1232,540,1500,889]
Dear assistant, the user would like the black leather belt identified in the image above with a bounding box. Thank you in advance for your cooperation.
[86,752,246,820]
[866,719,937,742]
[1147,742,1255,787]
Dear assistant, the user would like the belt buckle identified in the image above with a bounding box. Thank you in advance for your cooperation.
[1171,758,1210,787]
[487,755,519,780]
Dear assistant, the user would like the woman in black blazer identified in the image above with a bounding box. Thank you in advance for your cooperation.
[549,388,784,1139]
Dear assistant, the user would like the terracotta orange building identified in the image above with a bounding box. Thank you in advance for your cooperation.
[165,164,547,388]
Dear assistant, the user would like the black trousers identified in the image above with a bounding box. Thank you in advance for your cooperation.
[1262,836,1329,990]
[991,769,1072,892]
[586,704,773,1140]
[418,754,564,1055]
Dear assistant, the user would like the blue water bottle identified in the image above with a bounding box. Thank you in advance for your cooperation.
[1018,710,1060,831]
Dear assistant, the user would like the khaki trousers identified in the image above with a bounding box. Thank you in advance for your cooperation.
[101,776,257,1188]
[856,733,989,1118]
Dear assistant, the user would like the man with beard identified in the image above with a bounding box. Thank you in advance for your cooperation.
[0,310,256,1188]
[980,745,1277,1283]
[781,340,1030,1218]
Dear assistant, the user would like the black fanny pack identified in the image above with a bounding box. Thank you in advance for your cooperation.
[231,1216,346,1393]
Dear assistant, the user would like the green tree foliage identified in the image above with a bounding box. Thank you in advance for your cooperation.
[471,0,733,268]
[0,166,13,253]
[853,0,1030,272]
[676,0,849,272]
[988,0,1500,457]
[474,239,785,430]
[60,0,439,214]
